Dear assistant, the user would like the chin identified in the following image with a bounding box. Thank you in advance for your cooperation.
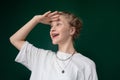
[52,41,58,45]
[52,39,61,45]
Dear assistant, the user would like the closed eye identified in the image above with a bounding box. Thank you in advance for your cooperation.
[56,23,62,26]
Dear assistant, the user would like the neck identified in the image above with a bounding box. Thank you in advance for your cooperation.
[58,39,75,54]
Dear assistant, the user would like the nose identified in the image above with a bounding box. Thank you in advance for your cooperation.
[50,26,56,32]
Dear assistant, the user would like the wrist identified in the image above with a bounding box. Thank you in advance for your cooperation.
[32,15,42,24]
[32,16,38,24]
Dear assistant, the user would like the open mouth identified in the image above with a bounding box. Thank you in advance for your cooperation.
[52,33,59,38]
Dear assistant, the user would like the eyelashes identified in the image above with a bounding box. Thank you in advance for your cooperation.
[56,23,61,26]
[50,22,62,28]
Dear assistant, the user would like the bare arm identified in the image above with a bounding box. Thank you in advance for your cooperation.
[10,11,59,50]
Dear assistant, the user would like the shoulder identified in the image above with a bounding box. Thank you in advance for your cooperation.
[24,41,55,57]
[73,52,96,68]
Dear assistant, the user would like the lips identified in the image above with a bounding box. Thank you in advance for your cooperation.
[51,33,59,38]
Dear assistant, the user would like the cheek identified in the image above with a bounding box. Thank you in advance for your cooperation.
[58,24,71,36]
[60,28,70,37]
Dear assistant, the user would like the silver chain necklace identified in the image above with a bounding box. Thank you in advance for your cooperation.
[56,51,76,61]
[55,51,76,74]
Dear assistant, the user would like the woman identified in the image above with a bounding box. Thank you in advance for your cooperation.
[10,11,98,80]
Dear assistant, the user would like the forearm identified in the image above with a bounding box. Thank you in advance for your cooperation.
[9,16,39,50]
[10,17,38,42]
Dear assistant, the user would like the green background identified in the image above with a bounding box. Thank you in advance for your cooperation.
[0,0,120,80]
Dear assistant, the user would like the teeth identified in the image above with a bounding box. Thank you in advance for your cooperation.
[52,33,59,37]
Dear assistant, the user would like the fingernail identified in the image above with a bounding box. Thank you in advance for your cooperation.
[48,11,51,12]
[55,11,58,12]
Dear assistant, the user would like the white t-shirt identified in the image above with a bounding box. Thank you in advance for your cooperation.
[15,41,98,80]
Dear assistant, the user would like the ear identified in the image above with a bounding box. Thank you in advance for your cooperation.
[69,27,76,36]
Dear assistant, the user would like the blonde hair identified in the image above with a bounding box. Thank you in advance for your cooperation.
[59,11,83,40]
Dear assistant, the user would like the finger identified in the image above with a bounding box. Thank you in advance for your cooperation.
[51,18,59,21]
[43,11,51,17]
[58,12,63,14]
[48,11,58,17]
[50,15,59,19]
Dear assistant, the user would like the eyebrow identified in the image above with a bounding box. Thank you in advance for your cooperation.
[50,20,62,27]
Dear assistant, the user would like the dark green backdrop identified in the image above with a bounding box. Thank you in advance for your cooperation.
[0,0,120,80]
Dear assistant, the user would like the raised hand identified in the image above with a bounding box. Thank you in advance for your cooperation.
[34,11,60,25]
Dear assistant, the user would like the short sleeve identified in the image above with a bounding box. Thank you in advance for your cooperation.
[84,62,98,80]
[15,41,50,71]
